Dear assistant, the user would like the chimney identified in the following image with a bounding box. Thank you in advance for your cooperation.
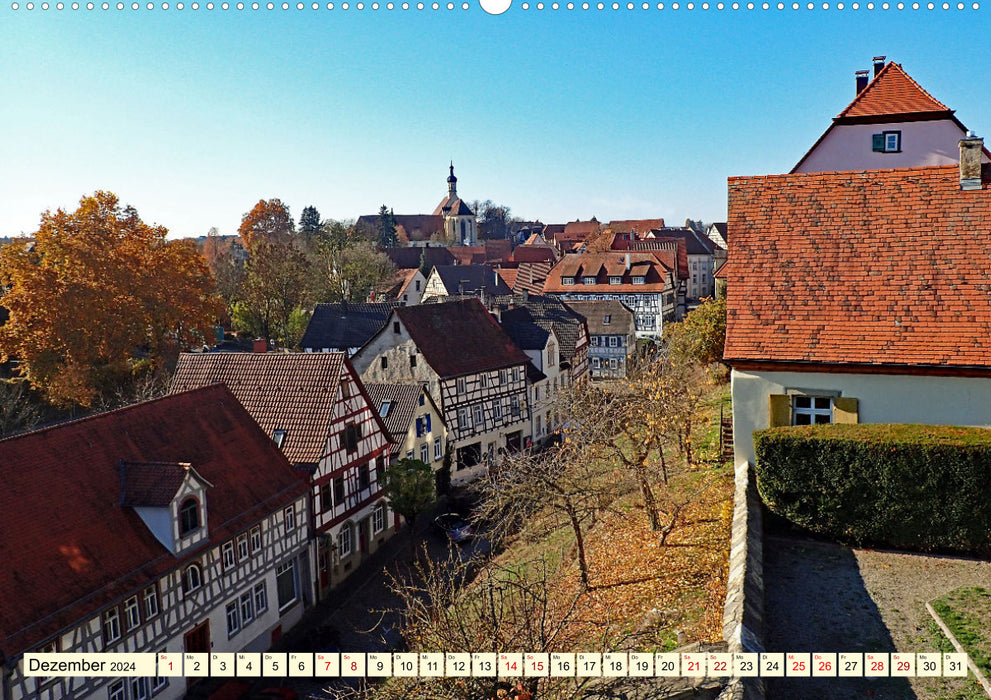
[253,338,268,353]
[959,134,984,191]
[855,70,870,95]
[625,253,631,271]
[873,55,886,77]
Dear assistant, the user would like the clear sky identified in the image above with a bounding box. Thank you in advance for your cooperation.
[1,3,989,237]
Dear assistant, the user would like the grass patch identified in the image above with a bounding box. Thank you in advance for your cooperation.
[932,587,991,679]
[924,618,989,700]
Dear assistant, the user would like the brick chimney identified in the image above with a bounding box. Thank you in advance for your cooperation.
[873,55,886,77]
[253,338,268,353]
[855,70,870,95]
[960,134,984,191]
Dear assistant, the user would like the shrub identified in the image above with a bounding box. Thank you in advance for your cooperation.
[754,423,991,554]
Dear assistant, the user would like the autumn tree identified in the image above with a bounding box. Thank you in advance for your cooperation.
[202,228,246,316]
[238,198,295,250]
[0,378,43,438]
[309,220,396,303]
[664,296,727,367]
[0,191,222,407]
[232,237,312,348]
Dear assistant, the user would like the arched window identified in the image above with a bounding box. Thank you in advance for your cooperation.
[460,220,466,239]
[183,563,203,594]
[178,497,200,536]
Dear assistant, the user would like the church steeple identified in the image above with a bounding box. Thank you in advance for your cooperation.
[447,162,458,197]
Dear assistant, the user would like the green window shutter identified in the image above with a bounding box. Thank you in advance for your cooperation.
[833,397,859,424]
[769,394,791,427]
[872,133,885,152]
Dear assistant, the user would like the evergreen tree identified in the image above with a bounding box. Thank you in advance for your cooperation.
[299,205,322,241]
[377,205,398,248]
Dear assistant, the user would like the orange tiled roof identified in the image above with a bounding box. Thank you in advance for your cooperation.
[543,252,672,294]
[724,165,991,369]
[837,62,950,121]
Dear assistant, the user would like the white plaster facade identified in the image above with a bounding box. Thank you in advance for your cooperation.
[731,367,991,467]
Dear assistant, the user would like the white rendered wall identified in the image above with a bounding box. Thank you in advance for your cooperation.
[731,368,991,466]
[794,120,989,173]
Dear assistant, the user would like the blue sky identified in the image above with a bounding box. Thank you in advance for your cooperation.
[1,4,989,237]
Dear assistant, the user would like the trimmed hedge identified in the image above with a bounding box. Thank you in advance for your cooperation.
[754,423,991,554]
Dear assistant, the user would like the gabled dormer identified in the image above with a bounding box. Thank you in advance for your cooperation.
[120,461,214,556]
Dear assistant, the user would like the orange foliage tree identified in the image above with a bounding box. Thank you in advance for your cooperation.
[237,198,295,250]
[0,191,223,407]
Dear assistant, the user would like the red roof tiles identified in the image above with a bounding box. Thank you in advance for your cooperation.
[0,385,307,655]
[724,165,991,369]
[837,62,950,122]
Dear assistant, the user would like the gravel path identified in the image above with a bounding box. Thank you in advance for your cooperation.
[764,534,991,699]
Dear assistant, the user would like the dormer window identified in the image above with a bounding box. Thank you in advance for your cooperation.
[582,276,597,285]
[562,276,575,285]
[632,276,646,285]
[272,429,287,449]
[178,497,200,537]
[604,314,612,324]
[608,276,621,285]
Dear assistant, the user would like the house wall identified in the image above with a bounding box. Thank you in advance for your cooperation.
[396,394,448,470]
[731,368,991,466]
[7,496,311,700]
[794,120,989,173]
[557,291,672,340]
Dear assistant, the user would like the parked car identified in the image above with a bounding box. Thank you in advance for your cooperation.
[433,513,474,543]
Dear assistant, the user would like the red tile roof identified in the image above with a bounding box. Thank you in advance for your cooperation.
[0,385,307,655]
[724,165,991,369]
[171,352,347,465]
[543,252,673,294]
[837,62,950,122]
[606,218,667,235]
[120,461,194,507]
[395,298,530,378]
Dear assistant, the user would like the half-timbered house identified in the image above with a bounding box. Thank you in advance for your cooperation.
[0,385,311,700]
[170,351,394,596]
[351,298,532,483]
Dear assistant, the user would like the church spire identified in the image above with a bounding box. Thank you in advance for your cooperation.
[447,162,457,197]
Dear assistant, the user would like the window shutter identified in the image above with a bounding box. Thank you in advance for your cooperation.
[872,133,885,152]
[768,394,791,427]
[833,397,859,424]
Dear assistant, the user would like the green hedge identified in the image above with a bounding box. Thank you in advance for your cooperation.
[753,424,991,554]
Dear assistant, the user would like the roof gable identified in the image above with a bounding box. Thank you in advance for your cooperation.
[837,62,951,122]
[394,299,530,378]
[725,165,991,369]
[431,265,513,296]
[364,383,423,453]
[0,385,305,655]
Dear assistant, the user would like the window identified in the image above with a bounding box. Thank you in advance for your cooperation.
[276,561,299,611]
[510,396,520,417]
[250,525,262,553]
[226,601,240,637]
[333,476,345,504]
[151,668,167,693]
[420,443,429,463]
[380,356,388,371]
[480,373,488,388]
[406,450,414,460]
[320,483,332,512]
[562,276,575,285]
[609,336,618,348]
[410,354,417,368]
[372,504,386,534]
[458,406,472,429]
[590,336,599,346]
[582,276,596,285]
[494,401,503,420]
[379,401,391,418]
[873,130,902,153]
[632,276,645,285]
[103,608,122,645]
[358,462,370,490]
[473,404,484,426]
[536,414,542,435]
[272,429,287,449]
[222,541,236,570]
[130,677,150,700]
[793,395,833,425]
[143,585,159,619]
[592,357,601,369]
[499,369,508,384]
[433,437,443,461]
[284,506,296,533]
[254,582,268,613]
[609,358,618,370]
[392,321,400,334]
[182,564,202,594]
[240,591,255,624]
[608,276,621,285]
[457,377,466,394]
[547,342,556,366]
[341,380,351,398]
[418,393,425,406]
[375,456,386,482]
[124,596,141,630]
[108,680,126,700]
[343,423,361,453]
[338,525,353,558]
[604,314,612,324]
[237,534,249,560]
[178,497,199,537]
[415,279,421,291]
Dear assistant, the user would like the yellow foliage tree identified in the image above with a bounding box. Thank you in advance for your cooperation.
[0,191,223,407]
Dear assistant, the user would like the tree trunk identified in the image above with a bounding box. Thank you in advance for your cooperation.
[684,418,693,469]
[566,503,591,590]
[636,462,662,531]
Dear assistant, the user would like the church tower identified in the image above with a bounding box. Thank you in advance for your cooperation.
[432,163,478,246]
